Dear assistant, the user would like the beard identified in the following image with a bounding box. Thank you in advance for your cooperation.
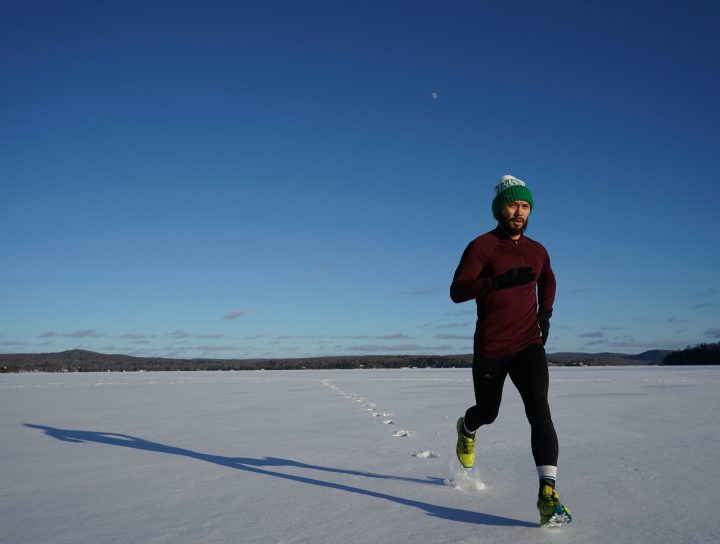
[499,215,529,236]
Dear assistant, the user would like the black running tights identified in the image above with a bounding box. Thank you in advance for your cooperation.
[464,343,559,467]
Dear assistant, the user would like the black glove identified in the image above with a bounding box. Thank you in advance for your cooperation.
[491,267,536,291]
[538,309,552,345]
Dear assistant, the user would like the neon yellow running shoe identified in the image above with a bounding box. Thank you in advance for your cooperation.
[537,483,572,527]
[455,417,475,468]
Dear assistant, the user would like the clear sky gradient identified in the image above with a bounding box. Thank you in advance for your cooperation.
[2,0,719,359]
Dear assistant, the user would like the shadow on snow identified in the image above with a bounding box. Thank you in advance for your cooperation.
[25,423,536,528]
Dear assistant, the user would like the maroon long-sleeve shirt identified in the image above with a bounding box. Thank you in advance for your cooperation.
[450,227,556,359]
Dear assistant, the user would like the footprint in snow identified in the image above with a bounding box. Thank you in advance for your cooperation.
[412,450,438,459]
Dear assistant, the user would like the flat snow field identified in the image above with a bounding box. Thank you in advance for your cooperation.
[2,367,719,544]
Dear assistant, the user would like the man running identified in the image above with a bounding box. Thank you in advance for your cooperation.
[449,174,571,527]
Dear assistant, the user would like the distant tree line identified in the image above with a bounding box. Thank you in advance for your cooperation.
[2,344,716,373]
[662,342,720,365]
[0,350,474,373]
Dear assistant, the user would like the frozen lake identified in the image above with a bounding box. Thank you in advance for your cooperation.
[2,366,719,543]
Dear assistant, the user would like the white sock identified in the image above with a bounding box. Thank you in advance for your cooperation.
[537,465,557,482]
[463,422,476,437]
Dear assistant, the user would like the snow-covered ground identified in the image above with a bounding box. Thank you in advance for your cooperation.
[2,366,719,544]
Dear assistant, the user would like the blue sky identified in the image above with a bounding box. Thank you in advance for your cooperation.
[2,0,719,359]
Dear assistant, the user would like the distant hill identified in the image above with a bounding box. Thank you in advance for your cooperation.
[0,348,679,373]
[548,350,673,367]
[661,342,720,365]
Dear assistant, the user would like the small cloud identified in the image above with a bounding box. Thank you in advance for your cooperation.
[0,340,26,347]
[191,345,239,352]
[705,327,720,339]
[564,287,592,294]
[376,333,412,339]
[691,302,718,310]
[169,330,191,339]
[436,322,472,329]
[39,329,100,339]
[666,317,687,324]
[579,332,605,338]
[120,333,155,340]
[343,344,452,353]
[434,334,472,340]
[633,317,656,323]
[223,310,248,320]
[195,334,227,339]
[65,329,100,338]
[688,288,718,299]
[600,326,623,331]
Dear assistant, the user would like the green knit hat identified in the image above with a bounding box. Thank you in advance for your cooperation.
[491,174,534,219]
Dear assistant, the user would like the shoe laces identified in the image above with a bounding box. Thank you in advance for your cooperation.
[458,434,474,454]
[539,484,559,504]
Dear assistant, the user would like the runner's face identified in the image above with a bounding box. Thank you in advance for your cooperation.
[498,200,531,235]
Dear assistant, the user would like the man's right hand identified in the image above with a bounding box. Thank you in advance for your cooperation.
[491,267,536,290]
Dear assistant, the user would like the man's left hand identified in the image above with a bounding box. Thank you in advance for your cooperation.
[538,309,552,345]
